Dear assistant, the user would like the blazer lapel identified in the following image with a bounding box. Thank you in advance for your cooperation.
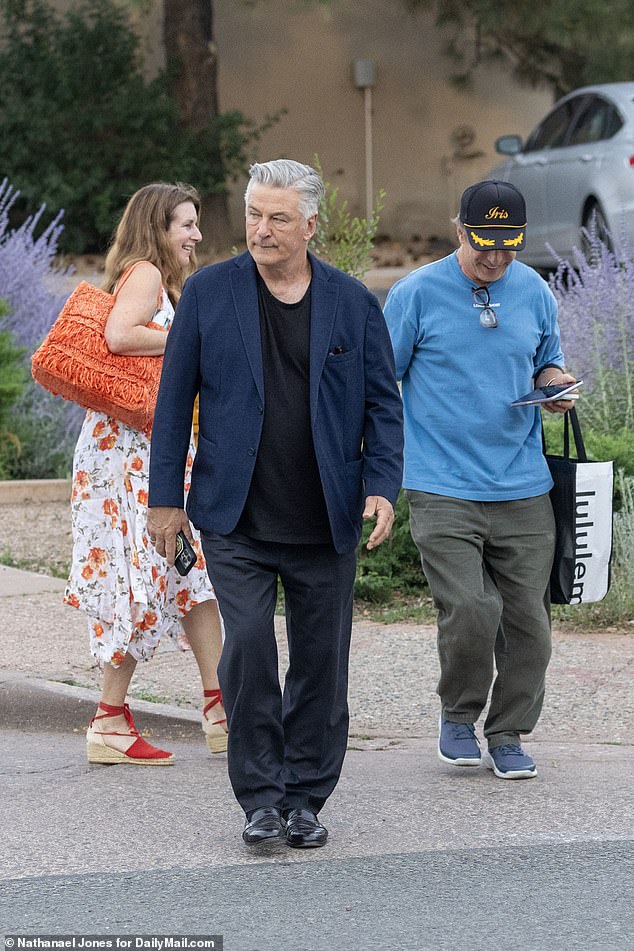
[309,254,339,421]
[230,254,264,403]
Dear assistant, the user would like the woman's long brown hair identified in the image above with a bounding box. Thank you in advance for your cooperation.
[103,182,201,305]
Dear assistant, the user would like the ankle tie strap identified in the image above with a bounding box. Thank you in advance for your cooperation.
[97,701,126,716]
[91,703,138,735]
[203,689,226,725]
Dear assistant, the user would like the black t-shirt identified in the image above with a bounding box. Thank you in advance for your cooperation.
[235,274,332,544]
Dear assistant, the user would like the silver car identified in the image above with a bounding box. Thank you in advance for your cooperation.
[488,82,634,268]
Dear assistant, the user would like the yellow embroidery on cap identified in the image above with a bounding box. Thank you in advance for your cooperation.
[471,231,495,248]
[503,232,524,247]
[485,206,509,220]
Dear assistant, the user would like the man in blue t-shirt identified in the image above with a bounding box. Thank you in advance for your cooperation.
[384,180,578,780]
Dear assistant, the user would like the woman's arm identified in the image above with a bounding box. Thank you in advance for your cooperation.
[104,262,168,356]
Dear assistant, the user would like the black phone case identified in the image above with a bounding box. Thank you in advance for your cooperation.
[175,530,197,576]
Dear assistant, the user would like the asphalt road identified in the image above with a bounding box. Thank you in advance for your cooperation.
[2,718,633,951]
[3,842,633,951]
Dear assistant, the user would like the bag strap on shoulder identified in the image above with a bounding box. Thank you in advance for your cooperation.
[114,261,163,308]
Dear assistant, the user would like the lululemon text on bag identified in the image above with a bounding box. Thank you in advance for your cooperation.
[545,407,613,605]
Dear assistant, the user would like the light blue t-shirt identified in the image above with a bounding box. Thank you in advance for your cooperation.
[383,252,565,501]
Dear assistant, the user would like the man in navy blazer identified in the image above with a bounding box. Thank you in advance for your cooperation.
[149,160,403,848]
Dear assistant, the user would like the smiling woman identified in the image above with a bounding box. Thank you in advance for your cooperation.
[63,181,228,766]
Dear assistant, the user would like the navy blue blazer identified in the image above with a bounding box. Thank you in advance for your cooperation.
[148,251,403,554]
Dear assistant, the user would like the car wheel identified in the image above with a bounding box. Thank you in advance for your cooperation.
[581,200,612,260]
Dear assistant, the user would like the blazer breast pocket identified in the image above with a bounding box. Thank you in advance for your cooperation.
[325,346,359,368]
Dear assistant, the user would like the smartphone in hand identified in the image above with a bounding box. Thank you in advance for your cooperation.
[175,530,197,576]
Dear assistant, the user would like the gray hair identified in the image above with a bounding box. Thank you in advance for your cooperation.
[245,159,324,219]
[452,214,466,242]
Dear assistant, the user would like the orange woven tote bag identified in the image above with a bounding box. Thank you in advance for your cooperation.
[31,264,166,430]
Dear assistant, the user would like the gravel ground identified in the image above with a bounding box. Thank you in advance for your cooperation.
[0,500,72,577]
[1,499,633,744]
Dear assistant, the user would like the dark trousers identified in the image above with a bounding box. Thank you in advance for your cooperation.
[201,530,357,815]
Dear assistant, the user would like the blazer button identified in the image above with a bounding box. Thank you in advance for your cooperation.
[248,448,256,455]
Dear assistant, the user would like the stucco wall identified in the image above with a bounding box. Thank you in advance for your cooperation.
[32,0,555,243]
[213,0,553,241]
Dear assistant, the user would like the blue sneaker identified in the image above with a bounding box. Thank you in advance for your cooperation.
[483,744,537,780]
[438,716,481,766]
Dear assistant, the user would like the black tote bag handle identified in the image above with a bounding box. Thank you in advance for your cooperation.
[542,405,587,462]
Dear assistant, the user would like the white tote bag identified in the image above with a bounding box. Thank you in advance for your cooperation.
[545,408,613,604]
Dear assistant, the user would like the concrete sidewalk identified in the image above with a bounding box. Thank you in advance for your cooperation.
[1,564,633,949]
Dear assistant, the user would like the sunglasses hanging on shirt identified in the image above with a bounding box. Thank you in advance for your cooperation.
[472,286,498,328]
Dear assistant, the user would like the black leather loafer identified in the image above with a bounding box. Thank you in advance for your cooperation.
[242,807,285,844]
[285,808,328,848]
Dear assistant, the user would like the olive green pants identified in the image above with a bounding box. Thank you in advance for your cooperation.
[407,491,555,748]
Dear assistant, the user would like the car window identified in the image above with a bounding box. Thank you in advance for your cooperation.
[568,96,623,144]
[524,97,586,152]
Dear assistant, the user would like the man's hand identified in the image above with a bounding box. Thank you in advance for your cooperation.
[147,506,193,566]
[363,496,395,550]
[535,368,580,415]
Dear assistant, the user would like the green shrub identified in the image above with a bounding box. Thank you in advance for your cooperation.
[355,492,427,603]
[0,310,26,477]
[312,156,384,280]
[3,389,75,479]
[0,0,264,252]
[542,413,634,478]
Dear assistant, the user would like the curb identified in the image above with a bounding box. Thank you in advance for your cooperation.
[0,671,203,740]
[0,564,67,596]
[0,479,70,503]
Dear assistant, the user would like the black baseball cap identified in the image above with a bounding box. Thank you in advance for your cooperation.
[459,180,527,251]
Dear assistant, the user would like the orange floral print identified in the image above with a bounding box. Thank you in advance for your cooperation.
[87,548,107,570]
[72,470,91,501]
[73,470,90,490]
[66,305,219,669]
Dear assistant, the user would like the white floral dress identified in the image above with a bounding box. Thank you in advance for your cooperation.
[64,290,218,668]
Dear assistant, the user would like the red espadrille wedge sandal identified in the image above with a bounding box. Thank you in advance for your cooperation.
[202,688,228,754]
[86,702,174,765]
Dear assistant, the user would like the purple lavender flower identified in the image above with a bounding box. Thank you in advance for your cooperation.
[549,228,634,382]
[0,178,70,348]
[0,179,82,445]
